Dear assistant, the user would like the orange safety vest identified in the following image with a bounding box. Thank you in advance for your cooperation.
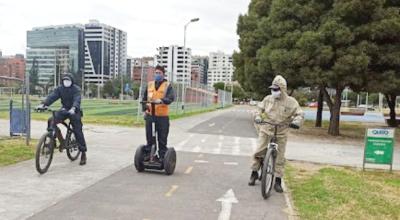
[147,81,170,116]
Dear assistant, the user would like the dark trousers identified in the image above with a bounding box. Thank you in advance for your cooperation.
[47,110,87,152]
[145,115,170,158]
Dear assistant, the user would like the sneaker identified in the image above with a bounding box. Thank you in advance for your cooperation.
[274,177,283,193]
[79,152,87,166]
[248,171,259,186]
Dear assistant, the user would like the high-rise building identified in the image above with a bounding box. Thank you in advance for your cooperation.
[191,56,208,85]
[25,48,70,85]
[126,57,133,79]
[207,51,234,87]
[156,45,191,84]
[84,20,127,85]
[26,24,85,85]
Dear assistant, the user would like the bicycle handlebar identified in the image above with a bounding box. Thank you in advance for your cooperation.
[256,120,300,129]
[255,121,288,126]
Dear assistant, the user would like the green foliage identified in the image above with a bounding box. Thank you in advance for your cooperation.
[235,0,400,133]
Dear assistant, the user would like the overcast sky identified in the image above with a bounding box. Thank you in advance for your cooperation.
[0,0,250,57]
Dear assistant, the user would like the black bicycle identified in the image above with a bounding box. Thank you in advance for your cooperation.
[256,121,298,199]
[35,108,80,174]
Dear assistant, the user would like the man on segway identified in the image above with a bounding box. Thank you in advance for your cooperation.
[142,65,175,162]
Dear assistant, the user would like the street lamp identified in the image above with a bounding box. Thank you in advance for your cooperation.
[182,18,199,111]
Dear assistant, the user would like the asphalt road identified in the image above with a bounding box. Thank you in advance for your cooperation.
[28,106,289,220]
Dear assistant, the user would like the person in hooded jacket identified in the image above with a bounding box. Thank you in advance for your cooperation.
[248,75,304,192]
[37,73,88,165]
[142,65,175,161]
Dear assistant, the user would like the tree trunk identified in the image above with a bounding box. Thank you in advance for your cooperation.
[315,87,324,127]
[385,94,398,127]
[328,87,343,136]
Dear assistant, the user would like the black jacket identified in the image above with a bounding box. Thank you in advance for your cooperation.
[43,75,81,110]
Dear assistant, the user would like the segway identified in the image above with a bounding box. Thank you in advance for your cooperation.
[134,101,176,175]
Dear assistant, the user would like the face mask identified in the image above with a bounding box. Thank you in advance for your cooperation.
[271,90,281,99]
[63,79,72,88]
[155,74,164,82]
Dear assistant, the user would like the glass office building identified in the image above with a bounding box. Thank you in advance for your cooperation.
[26,24,84,85]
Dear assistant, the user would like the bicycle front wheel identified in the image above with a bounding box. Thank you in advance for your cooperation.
[261,148,275,199]
[35,132,55,174]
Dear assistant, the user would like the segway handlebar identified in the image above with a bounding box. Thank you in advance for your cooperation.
[140,101,163,105]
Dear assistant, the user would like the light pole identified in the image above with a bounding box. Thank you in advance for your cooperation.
[120,72,123,101]
[80,68,85,98]
[182,18,199,112]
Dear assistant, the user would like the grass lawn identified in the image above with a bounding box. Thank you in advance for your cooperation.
[292,120,400,144]
[0,97,222,127]
[285,162,400,220]
[0,137,37,167]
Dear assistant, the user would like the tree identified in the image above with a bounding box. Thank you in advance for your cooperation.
[213,82,225,92]
[363,1,400,127]
[29,58,39,94]
[234,0,394,136]
[103,80,115,98]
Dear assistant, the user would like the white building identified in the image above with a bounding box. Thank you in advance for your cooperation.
[191,56,208,85]
[84,20,127,85]
[156,45,191,84]
[207,51,234,87]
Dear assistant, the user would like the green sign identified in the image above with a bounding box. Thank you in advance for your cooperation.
[363,128,395,171]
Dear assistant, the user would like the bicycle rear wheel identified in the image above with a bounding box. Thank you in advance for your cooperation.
[66,131,81,161]
[261,148,275,199]
[35,132,55,174]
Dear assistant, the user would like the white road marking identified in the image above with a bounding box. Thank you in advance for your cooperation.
[213,142,222,154]
[175,134,194,151]
[209,123,215,127]
[219,135,224,141]
[251,138,257,153]
[232,145,240,156]
[194,160,209,163]
[223,162,239,166]
[193,145,201,153]
[233,137,240,155]
[217,189,238,220]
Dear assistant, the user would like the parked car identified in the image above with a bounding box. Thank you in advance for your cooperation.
[249,100,258,106]
[308,102,318,108]
[357,104,375,111]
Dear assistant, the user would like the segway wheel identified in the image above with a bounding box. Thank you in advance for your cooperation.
[164,147,176,175]
[134,145,146,172]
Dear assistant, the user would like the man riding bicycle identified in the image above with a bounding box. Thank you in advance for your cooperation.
[36,73,88,165]
[249,75,304,192]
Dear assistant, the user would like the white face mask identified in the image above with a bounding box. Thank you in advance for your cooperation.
[271,90,281,99]
[63,79,72,88]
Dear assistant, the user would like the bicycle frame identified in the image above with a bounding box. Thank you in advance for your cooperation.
[47,110,74,149]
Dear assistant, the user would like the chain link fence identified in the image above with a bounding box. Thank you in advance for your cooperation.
[135,66,232,119]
